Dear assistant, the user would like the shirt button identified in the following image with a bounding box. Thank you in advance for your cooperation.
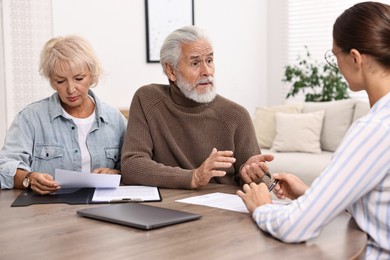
[74,150,78,153]
[71,126,75,130]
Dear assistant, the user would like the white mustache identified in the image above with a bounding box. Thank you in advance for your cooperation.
[197,76,214,85]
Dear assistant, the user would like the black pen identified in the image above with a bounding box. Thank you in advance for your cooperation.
[109,198,143,203]
[268,179,279,192]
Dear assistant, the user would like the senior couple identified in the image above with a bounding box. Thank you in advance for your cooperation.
[0,26,269,193]
[1,2,389,258]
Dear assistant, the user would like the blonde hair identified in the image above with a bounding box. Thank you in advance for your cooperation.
[39,35,102,87]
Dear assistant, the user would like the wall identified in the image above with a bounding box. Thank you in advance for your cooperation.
[1,0,54,145]
[267,0,288,105]
[51,0,268,115]
[0,0,5,144]
[0,0,273,144]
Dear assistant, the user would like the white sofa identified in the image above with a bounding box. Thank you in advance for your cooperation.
[253,99,370,184]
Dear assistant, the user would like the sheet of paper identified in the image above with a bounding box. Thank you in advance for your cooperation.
[92,186,160,202]
[176,192,249,213]
[55,169,120,188]
[176,192,289,213]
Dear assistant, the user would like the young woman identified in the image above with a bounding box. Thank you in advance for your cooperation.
[238,2,390,259]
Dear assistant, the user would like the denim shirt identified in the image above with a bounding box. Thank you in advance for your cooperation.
[0,90,127,189]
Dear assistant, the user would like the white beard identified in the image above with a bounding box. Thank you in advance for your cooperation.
[176,74,216,103]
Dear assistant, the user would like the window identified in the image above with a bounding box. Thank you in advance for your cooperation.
[285,0,377,99]
[287,0,357,63]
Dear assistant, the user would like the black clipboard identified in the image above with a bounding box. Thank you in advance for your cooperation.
[11,188,95,207]
[11,187,162,207]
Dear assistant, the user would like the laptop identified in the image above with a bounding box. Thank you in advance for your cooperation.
[77,203,201,230]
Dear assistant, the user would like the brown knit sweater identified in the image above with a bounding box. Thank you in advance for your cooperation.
[121,83,261,189]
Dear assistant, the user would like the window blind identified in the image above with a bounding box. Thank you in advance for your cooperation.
[285,0,387,99]
[287,0,366,64]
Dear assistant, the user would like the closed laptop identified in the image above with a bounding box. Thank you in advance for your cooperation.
[77,203,201,230]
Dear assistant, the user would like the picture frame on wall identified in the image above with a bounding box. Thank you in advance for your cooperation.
[145,0,194,63]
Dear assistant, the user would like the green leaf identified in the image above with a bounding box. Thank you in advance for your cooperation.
[283,46,349,102]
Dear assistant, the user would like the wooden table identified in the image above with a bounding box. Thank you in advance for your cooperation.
[0,184,366,260]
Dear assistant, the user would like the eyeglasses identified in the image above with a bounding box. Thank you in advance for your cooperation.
[324,49,344,69]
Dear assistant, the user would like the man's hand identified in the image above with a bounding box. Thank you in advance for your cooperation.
[237,182,272,214]
[240,154,274,184]
[272,173,308,200]
[191,148,236,189]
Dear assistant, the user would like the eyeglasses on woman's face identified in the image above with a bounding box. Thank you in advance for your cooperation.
[324,49,344,69]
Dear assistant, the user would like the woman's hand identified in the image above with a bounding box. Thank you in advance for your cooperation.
[272,173,308,200]
[237,182,272,214]
[29,172,61,195]
[92,168,120,175]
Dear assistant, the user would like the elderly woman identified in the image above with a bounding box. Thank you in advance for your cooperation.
[0,35,127,194]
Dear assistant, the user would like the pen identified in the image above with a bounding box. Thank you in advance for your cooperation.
[109,198,143,203]
[268,179,279,192]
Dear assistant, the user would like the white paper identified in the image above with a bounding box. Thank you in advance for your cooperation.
[92,186,160,202]
[176,192,249,213]
[176,192,289,213]
[55,169,120,188]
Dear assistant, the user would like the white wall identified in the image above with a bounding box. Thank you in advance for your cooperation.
[0,0,276,144]
[0,0,6,145]
[267,0,288,105]
[51,0,269,115]
[1,0,53,145]
[194,0,268,111]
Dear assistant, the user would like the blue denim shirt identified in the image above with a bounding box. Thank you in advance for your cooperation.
[0,90,127,189]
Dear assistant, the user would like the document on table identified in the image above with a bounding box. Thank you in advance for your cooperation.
[92,186,161,203]
[176,192,289,213]
[176,192,249,213]
[55,169,121,188]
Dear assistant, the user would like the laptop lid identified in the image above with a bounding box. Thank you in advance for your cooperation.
[77,203,201,230]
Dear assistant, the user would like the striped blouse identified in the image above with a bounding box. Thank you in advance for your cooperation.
[253,92,390,259]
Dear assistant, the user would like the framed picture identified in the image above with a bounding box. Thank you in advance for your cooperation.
[145,0,194,63]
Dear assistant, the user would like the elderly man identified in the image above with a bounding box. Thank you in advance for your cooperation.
[121,25,272,189]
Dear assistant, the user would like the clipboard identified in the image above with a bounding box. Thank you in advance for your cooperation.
[11,186,162,207]
[11,188,95,207]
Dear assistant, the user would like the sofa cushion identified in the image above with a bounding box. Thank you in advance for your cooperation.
[253,103,303,149]
[353,100,370,122]
[303,99,355,152]
[262,149,333,185]
[271,110,325,153]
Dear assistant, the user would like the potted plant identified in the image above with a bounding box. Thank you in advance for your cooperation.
[283,46,349,102]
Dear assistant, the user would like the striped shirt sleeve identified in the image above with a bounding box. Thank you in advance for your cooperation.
[252,96,390,257]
